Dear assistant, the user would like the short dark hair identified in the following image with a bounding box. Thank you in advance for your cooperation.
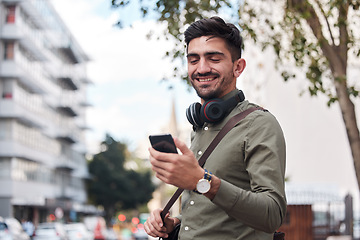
[184,16,243,61]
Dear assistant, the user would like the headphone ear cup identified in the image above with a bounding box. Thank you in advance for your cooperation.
[200,99,225,123]
[187,91,245,127]
[186,102,204,128]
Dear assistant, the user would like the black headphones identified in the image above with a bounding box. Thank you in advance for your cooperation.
[186,90,245,128]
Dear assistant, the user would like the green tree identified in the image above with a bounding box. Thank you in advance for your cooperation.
[88,134,155,223]
[111,0,360,190]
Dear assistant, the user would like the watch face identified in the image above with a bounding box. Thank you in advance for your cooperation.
[196,179,211,194]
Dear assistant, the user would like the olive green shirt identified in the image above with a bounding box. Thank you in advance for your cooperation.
[177,90,287,240]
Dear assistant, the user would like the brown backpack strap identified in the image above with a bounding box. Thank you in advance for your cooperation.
[160,106,264,221]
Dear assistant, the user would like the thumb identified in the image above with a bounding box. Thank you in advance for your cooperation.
[163,213,175,233]
[174,138,192,156]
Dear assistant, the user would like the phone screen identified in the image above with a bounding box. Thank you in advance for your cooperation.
[149,134,178,153]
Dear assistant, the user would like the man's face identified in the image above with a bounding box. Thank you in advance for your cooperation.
[187,36,245,101]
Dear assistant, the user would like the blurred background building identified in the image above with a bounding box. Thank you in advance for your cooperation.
[0,0,94,224]
[1,0,360,238]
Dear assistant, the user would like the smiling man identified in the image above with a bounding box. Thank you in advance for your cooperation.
[187,35,245,102]
[145,16,287,240]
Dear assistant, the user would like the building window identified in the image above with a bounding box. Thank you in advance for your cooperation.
[0,159,11,179]
[4,42,15,60]
[2,93,12,99]
[6,5,16,23]
[0,120,12,140]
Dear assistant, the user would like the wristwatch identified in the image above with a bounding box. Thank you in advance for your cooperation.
[195,169,212,194]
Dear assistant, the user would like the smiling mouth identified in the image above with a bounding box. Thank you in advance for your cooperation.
[197,77,216,82]
[192,72,220,82]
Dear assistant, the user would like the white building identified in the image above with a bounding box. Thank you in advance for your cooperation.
[0,0,93,223]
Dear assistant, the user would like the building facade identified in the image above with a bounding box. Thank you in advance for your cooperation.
[0,0,92,223]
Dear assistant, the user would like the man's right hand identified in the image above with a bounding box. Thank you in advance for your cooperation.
[144,209,180,238]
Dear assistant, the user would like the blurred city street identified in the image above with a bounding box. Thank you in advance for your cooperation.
[1,0,360,240]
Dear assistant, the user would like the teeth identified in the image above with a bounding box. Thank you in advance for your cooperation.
[198,78,214,82]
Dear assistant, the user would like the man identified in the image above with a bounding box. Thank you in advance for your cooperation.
[21,219,34,238]
[145,16,286,239]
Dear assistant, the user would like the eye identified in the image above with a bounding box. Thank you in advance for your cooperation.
[187,57,199,64]
[210,58,220,62]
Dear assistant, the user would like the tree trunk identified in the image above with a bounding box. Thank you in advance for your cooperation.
[334,78,360,190]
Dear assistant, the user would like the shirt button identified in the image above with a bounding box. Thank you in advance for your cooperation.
[197,150,202,155]
[204,126,209,130]
[184,226,189,231]
[190,200,195,205]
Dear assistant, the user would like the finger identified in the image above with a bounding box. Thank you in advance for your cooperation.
[153,171,167,184]
[163,213,174,231]
[162,212,170,225]
[155,210,167,228]
[144,221,156,237]
[152,162,181,185]
[150,155,171,170]
[149,147,179,161]
[174,138,193,156]
[149,153,176,180]
[144,221,168,238]
[150,157,172,179]
[150,209,167,231]
[149,147,170,161]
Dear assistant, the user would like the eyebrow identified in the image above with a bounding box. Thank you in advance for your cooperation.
[186,51,225,58]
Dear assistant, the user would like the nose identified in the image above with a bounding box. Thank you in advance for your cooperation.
[197,58,211,74]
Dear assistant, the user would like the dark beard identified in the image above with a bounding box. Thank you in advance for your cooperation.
[194,86,222,101]
[191,72,222,101]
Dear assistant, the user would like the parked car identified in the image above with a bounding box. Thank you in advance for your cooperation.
[32,222,68,240]
[0,217,12,240]
[5,218,30,240]
[64,223,93,240]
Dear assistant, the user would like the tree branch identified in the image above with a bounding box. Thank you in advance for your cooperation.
[313,0,335,46]
[337,1,349,70]
[288,0,341,74]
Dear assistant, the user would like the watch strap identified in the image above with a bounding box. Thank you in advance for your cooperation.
[204,169,212,181]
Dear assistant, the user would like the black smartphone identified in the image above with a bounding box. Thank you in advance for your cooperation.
[149,134,178,153]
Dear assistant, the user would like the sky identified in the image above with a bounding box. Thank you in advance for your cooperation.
[51,0,200,153]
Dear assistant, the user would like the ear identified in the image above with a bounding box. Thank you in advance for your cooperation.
[233,58,246,78]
